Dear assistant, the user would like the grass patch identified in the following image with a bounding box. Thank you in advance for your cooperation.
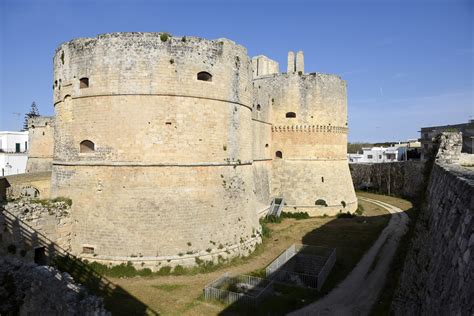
[152,283,185,292]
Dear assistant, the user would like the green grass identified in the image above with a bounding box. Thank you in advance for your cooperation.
[152,283,185,292]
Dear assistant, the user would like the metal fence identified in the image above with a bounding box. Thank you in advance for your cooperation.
[265,244,336,290]
[204,273,274,307]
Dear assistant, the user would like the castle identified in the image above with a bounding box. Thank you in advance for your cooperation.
[28,32,356,269]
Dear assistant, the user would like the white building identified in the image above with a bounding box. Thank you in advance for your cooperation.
[348,145,407,164]
[0,131,29,176]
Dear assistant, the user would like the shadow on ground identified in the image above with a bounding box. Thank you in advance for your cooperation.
[218,205,416,316]
[0,207,159,316]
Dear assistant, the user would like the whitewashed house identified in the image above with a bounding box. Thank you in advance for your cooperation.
[0,131,29,176]
[349,145,408,164]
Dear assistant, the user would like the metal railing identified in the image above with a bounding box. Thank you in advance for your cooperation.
[267,197,285,217]
[265,244,336,291]
[204,273,274,307]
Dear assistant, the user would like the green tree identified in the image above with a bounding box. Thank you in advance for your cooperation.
[22,101,40,131]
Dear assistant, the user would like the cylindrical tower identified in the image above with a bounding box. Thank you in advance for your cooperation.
[256,71,357,215]
[51,33,260,269]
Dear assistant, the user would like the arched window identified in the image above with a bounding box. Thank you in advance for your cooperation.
[80,140,95,153]
[79,77,89,89]
[275,151,283,159]
[286,112,296,118]
[256,104,261,111]
[315,199,328,207]
[197,72,212,82]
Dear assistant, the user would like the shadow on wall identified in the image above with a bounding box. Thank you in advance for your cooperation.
[0,205,159,316]
[216,208,405,315]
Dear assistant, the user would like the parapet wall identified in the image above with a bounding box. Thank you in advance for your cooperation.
[391,133,474,314]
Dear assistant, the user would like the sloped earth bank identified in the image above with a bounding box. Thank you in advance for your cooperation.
[291,197,409,316]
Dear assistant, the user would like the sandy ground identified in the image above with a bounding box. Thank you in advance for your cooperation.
[291,197,409,316]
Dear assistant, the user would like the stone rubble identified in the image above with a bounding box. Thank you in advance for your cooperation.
[0,256,110,315]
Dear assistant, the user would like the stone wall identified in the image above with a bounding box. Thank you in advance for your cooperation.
[3,172,52,200]
[349,161,425,198]
[391,133,473,314]
[0,199,72,259]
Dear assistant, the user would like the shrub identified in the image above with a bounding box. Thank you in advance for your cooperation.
[173,265,186,275]
[355,204,365,216]
[181,36,187,42]
[259,219,272,238]
[337,212,355,219]
[160,33,171,42]
[281,211,310,220]
[157,266,172,276]
[51,197,73,206]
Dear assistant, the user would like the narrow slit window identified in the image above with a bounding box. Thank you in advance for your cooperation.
[257,104,261,111]
[286,112,296,118]
[79,77,89,89]
[275,151,283,159]
[80,140,95,153]
[197,72,212,82]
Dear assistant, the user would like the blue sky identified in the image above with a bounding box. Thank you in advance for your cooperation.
[1,0,472,142]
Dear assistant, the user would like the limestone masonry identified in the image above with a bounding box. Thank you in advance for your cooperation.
[28,32,356,268]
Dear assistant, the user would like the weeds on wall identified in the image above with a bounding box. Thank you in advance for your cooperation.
[160,33,171,42]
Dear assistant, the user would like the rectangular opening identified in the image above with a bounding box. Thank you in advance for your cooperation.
[82,246,94,254]
[34,247,47,265]
[15,143,20,153]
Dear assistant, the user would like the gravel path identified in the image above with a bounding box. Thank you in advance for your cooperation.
[290,197,409,316]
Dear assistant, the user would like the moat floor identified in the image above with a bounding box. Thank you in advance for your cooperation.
[108,193,412,315]
[291,196,409,316]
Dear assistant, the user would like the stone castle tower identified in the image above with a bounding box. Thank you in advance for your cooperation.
[47,33,356,269]
[26,116,54,173]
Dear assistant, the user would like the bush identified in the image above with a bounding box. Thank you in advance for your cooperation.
[337,212,355,219]
[259,219,272,238]
[160,33,171,42]
[51,197,73,206]
[173,265,186,275]
[355,204,365,216]
[157,266,172,276]
[281,211,310,220]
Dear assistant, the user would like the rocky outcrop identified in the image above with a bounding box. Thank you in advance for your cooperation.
[391,133,474,315]
[0,256,109,315]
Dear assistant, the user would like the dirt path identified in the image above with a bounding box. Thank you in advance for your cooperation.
[291,197,409,316]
